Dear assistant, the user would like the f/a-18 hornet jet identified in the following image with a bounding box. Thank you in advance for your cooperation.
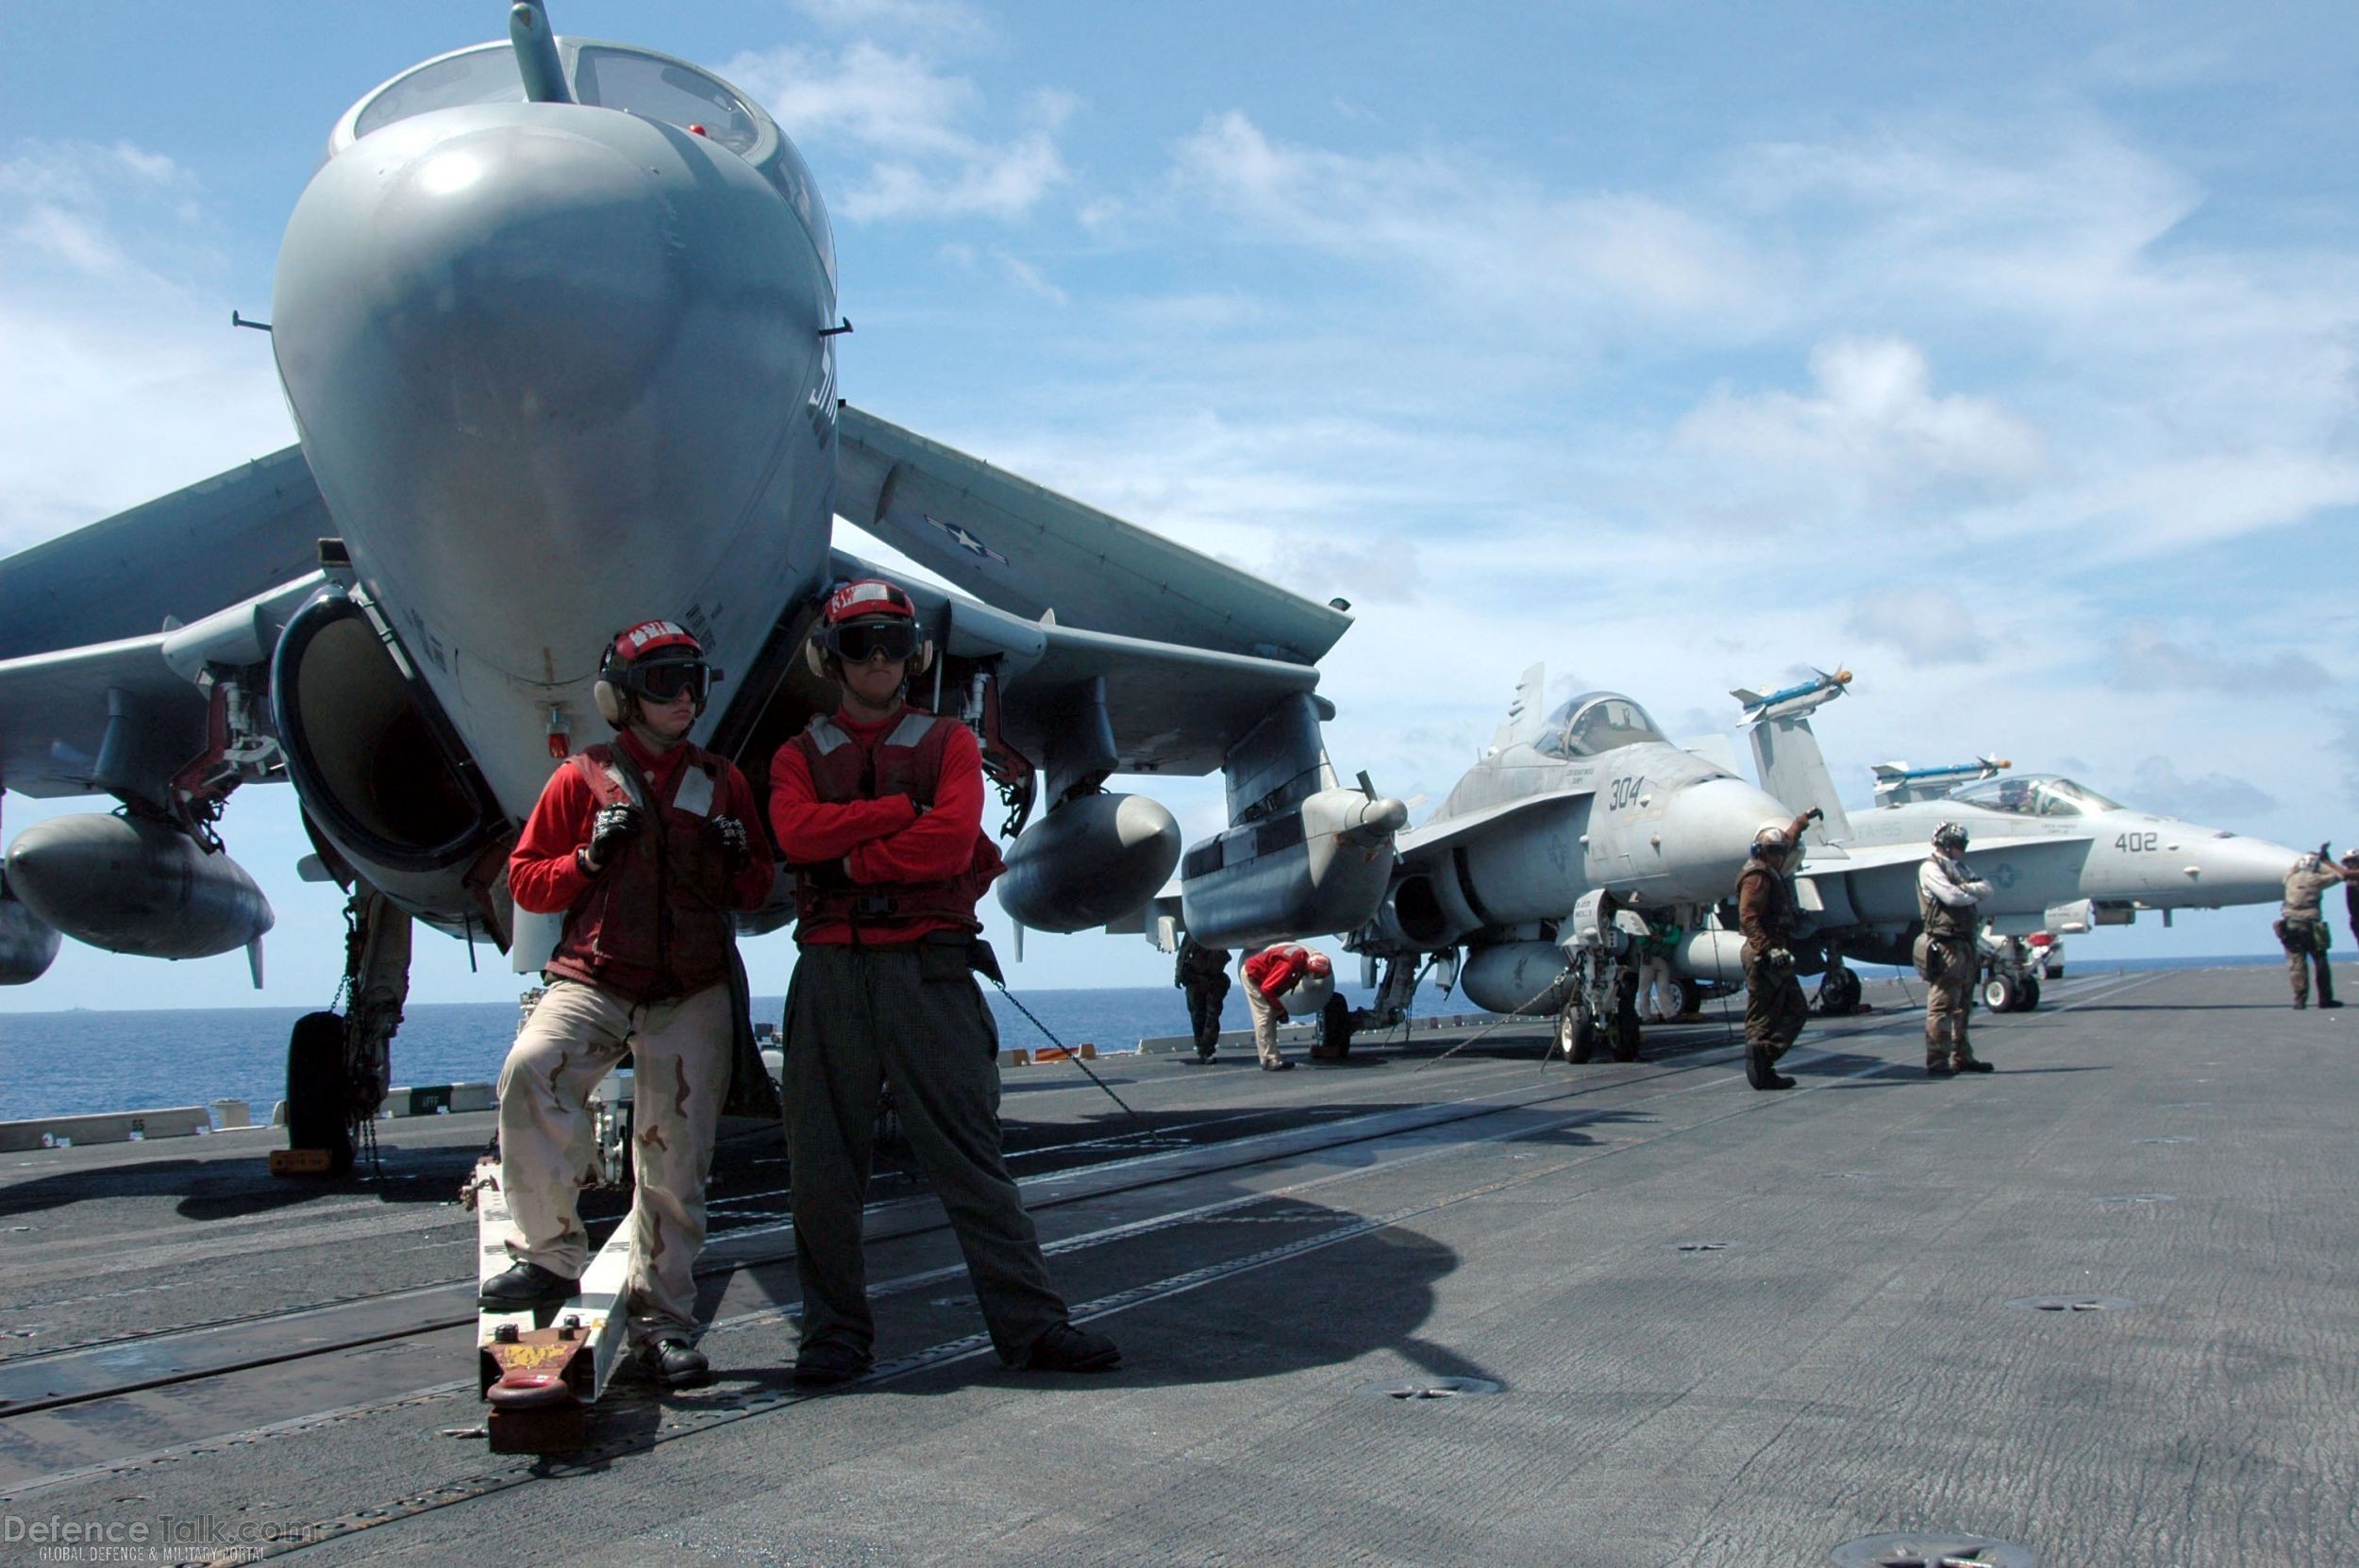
[1730,668,2300,1013]
[1337,665,1796,1059]
[0,4,1406,1147]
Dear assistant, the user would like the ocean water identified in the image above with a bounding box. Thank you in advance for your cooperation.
[0,955,2279,1123]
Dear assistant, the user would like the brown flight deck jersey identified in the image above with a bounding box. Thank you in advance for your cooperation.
[2282,864,2349,924]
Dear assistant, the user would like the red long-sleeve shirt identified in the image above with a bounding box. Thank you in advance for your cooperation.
[1244,944,1313,999]
[510,729,775,918]
[768,707,987,944]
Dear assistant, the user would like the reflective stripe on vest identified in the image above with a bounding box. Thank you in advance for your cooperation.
[545,742,736,999]
[789,709,994,934]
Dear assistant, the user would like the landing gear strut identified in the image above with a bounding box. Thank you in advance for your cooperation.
[280,886,411,1176]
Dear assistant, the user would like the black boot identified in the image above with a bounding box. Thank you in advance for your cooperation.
[1747,1044,1794,1091]
[478,1260,578,1311]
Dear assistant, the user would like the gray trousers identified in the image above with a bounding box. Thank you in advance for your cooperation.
[782,942,1069,1365]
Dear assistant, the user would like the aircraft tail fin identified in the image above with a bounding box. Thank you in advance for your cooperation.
[1731,688,1764,707]
[1490,662,1548,753]
[1746,714,1852,844]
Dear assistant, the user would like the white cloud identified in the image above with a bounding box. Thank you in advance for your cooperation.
[786,0,994,46]
[1679,337,2049,500]
[2128,757,2277,820]
[1842,587,1989,668]
[722,43,1070,221]
[0,141,290,554]
[1171,110,1766,324]
[2107,626,2332,694]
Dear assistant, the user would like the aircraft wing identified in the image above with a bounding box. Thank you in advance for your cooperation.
[834,406,1351,663]
[832,548,1321,776]
[1798,833,2098,884]
[0,446,328,662]
[1395,792,1575,865]
[0,574,324,804]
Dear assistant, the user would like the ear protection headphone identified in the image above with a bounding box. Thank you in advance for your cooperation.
[594,621,713,727]
[805,578,934,680]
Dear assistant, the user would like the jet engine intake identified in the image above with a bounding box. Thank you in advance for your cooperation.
[273,589,504,878]
[1459,941,1578,1015]
[5,814,273,961]
[995,792,1181,932]
[0,879,61,983]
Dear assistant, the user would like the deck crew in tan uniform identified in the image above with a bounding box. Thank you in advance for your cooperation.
[2277,849,2356,1009]
[1917,822,1993,1076]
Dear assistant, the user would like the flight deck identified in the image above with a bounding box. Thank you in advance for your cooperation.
[0,965,2349,1566]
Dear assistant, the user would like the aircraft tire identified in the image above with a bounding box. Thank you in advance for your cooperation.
[1981,974,2020,1013]
[1675,977,1704,1017]
[2020,977,2042,1010]
[1821,966,1864,1016]
[1611,972,1641,1060]
[1557,1004,1597,1063]
[285,1009,356,1176]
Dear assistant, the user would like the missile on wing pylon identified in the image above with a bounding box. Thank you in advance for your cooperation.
[1732,666,1852,726]
[4,813,274,962]
[1870,757,2012,808]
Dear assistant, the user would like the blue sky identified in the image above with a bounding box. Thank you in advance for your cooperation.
[4,1,2356,1011]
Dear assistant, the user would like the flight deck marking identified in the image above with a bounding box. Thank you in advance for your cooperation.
[201,1021,2014,1559]
[0,974,2165,1518]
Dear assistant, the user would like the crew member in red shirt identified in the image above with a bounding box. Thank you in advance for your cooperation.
[1241,943,1333,1071]
[770,577,1118,1384]
[486,622,773,1390]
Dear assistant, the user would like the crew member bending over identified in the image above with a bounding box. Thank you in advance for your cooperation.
[1240,943,1332,1072]
[769,577,1118,1385]
[487,622,774,1390]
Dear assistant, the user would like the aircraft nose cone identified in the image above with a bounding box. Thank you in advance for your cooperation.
[1653,776,1795,900]
[2185,833,2305,907]
[270,102,827,612]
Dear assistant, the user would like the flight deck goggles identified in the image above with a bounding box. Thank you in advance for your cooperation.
[819,621,926,664]
[616,659,713,706]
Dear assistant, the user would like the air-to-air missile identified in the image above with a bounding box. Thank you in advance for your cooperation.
[1870,758,2011,808]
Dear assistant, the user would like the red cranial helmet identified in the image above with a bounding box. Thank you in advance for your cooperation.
[808,578,933,677]
[594,620,715,726]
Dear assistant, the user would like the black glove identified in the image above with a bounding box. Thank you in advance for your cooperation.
[585,802,643,870]
[706,814,752,873]
[1804,807,1825,825]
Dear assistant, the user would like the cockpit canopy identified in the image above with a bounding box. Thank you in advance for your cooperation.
[334,39,834,287]
[1950,774,2123,819]
[1533,692,1668,759]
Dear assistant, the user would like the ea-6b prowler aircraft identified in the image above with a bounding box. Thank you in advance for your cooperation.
[1333,665,1798,1059]
[0,4,1404,1153]
[1730,668,2301,1012]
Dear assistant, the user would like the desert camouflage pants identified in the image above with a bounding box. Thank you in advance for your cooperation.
[1741,951,1807,1060]
[495,978,732,1345]
[1924,938,1979,1063]
[2279,919,2335,1005]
